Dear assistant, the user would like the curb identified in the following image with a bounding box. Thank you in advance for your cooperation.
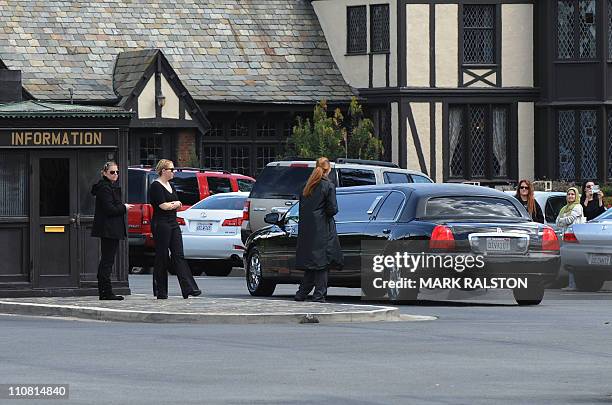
[0,299,412,325]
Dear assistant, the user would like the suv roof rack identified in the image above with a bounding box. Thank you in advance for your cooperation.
[335,158,399,168]
[174,167,231,174]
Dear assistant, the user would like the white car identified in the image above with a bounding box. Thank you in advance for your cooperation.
[178,192,248,277]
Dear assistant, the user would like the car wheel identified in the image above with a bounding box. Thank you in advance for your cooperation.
[204,262,233,277]
[574,272,605,292]
[513,278,544,306]
[386,265,418,304]
[246,249,276,296]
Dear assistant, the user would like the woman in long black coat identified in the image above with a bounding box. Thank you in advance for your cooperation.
[294,157,343,303]
[91,161,131,300]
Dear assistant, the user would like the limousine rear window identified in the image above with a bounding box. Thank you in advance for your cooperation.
[424,196,521,218]
[249,166,312,199]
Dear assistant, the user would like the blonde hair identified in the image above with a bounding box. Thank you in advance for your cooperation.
[303,157,331,198]
[155,159,174,176]
[101,161,117,176]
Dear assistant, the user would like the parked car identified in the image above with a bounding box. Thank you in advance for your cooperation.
[128,166,255,270]
[244,183,560,305]
[504,191,566,232]
[178,192,248,277]
[560,208,612,291]
[241,158,433,244]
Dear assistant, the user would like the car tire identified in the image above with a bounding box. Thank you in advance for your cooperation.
[204,262,233,277]
[246,249,276,296]
[574,271,605,292]
[513,278,544,306]
[385,266,419,304]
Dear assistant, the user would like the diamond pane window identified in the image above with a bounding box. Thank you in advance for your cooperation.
[559,111,577,180]
[371,4,390,53]
[580,110,598,179]
[609,0,612,59]
[202,146,225,171]
[470,106,487,177]
[579,0,596,58]
[347,6,367,54]
[449,107,465,178]
[230,146,251,175]
[558,1,575,59]
[462,5,496,64]
[608,112,612,178]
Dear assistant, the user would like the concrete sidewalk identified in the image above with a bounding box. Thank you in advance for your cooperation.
[0,295,434,324]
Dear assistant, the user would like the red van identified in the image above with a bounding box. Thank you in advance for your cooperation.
[127,166,255,272]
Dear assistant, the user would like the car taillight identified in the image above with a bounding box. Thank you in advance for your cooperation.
[242,201,250,221]
[142,205,150,225]
[429,225,455,250]
[176,217,186,226]
[562,231,578,244]
[542,227,561,250]
[223,217,243,227]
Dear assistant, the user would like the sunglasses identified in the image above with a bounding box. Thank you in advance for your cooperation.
[520,186,529,190]
[164,168,176,172]
[586,184,593,188]
[108,170,119,175]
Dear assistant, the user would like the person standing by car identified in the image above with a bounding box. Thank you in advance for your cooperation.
[91,161,131,300]
[580,181,606,221]
[557,186,586,291]
[294,157,343,303]
[149,159,201,299]
[514,179,544,223]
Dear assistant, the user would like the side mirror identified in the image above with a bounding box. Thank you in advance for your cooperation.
[264,212,281,225]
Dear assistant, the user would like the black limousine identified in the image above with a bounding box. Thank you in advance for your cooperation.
[243,184,560,305]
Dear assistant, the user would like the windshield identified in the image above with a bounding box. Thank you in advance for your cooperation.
[191,195,247,210]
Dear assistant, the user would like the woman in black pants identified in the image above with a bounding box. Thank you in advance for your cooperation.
[91,161,131,300]
[149,159,201,299]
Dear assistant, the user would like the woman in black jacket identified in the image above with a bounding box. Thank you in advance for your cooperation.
[581,180,606,221]
[294,157,343,303]
[91,161,131,300]
[149,159,201,299]
[514,179,544,223]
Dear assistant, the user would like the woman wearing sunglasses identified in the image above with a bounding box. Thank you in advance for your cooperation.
[514,179,544,223]
[91,161,132,300]
[149,159,201,299]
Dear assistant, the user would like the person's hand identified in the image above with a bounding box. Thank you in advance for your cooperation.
[125,204,134,210]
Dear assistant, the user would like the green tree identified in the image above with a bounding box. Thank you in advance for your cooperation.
[288,97,383,160]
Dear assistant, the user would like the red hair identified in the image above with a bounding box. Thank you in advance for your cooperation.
[515,179,536,215]
[303,157,331,197]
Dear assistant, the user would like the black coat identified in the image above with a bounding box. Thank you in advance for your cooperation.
[515,197,544,223]
[295,177,343,270]
[91,177,127,240]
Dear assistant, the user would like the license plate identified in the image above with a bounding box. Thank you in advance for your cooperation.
[196,222,213,232]
[589,254,611,266]
[486,238,511,252]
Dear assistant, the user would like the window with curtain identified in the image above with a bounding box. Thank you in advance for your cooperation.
[448,105,509,180]
[558,0,597,59]
[462,5,496,65]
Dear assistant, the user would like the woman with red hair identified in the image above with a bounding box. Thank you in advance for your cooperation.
[294,157,343,302]
[514,179,544,223]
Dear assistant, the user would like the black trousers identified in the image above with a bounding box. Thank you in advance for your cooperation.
[97,238,119,297]
[152,220,199,297]
[296,269,328,300]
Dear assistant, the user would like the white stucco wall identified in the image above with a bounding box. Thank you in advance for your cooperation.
[435,102,443,183]
[391,102,399,165]
[518,102,535,180]
[502,4,534,87]
[138,75,156,119]
[406,4,429,87]
[407,102,430,173]
[435,4,458,88]
[160,74,179,119]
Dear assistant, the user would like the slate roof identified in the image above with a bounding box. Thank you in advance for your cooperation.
[0,0,355,104]
[112,49,159,104]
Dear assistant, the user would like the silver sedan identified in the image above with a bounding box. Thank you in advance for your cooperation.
[560,209,612,291]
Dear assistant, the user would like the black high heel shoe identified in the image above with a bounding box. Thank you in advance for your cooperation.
[182,290,202,299]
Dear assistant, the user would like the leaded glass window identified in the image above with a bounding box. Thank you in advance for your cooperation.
[229,121,248,137]
[447,105,509,180]
[256,146,277,175]
[139,134,163,166]
[207,121,224,137]
[347,6,367,54]
[230,146,251,175]
[609,0,612,59]
[462,5,496,64]
[558,110,598,180]
[557,0,597,60]
[370,4,390,53]
[256,121,275,137]
[202,145,225,171]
